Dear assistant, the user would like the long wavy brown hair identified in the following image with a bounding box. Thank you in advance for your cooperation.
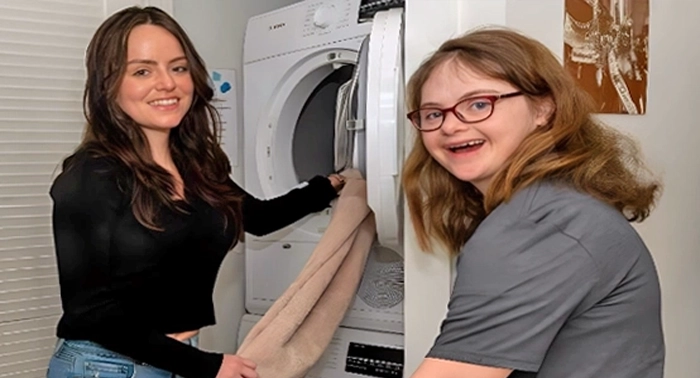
[66,6,242,237]
[402,27,661,256]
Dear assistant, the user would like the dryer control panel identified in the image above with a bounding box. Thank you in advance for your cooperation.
[244,0,369,63]
[303,0,356,37]
[345,342,404,378]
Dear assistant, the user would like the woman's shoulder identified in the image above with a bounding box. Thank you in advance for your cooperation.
[492,181,620,221]
[528,181,627,224]
[50,148,128,203]
[65,147,121,170]
[480,180,632,246]
[497,181,642,258]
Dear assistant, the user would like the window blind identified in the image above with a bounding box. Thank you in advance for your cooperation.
[0,1,173,375]
[0,1,102,376]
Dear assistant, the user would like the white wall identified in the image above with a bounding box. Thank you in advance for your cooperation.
[105,0,172,16]
[404,1,700,377]
[171,0,299,354]
[402,3,459,376]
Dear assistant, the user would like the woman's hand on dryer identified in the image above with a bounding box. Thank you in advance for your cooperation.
[327,173,346,192]
[215,354,258,378]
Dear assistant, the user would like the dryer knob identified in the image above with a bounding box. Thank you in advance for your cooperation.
[313,4,335,28]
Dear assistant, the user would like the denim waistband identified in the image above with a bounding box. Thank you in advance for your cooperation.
[55,334,199,365]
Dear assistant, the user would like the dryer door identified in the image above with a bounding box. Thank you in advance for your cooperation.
[359,8,404,255]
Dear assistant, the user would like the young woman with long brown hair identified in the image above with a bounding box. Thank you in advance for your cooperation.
[47,6,344,378]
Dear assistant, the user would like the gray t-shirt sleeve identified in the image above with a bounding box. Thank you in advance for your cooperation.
[427,216,600,372]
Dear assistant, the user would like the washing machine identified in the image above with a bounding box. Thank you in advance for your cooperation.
[242,0,405,337]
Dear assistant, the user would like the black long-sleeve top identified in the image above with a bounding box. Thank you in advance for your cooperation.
[49,151,337,378]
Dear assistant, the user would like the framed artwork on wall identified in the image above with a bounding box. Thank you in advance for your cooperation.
[564,0,649,114]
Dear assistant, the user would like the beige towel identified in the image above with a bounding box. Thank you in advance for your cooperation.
[236,169,376,378]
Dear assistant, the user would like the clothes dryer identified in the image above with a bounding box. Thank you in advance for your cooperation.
[243,0,404,334]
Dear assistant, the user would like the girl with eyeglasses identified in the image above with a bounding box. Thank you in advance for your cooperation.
[403,27,664,378]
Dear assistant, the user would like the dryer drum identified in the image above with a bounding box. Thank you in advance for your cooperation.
[293,64,354,182]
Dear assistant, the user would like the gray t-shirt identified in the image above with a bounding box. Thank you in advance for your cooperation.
[427,181,664,377]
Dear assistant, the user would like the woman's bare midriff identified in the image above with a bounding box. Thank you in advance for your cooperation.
[167,329,199,342]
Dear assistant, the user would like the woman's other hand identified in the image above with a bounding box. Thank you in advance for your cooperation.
[215,354,258,378]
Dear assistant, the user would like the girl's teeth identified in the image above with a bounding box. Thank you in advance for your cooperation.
[450,140,484,151]
[151,99,177,106]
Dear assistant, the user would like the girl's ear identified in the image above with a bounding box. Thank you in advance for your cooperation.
[534,96,555,127]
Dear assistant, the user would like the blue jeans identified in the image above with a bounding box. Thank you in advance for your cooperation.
[46,336,199,378]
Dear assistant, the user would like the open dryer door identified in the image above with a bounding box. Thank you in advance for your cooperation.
[366,8,404,256]
[345,8,404,255]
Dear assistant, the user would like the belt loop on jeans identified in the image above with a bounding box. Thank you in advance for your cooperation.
[54,338,65,353]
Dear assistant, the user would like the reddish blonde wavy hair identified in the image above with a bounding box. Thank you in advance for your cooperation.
[402,27,661,256]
